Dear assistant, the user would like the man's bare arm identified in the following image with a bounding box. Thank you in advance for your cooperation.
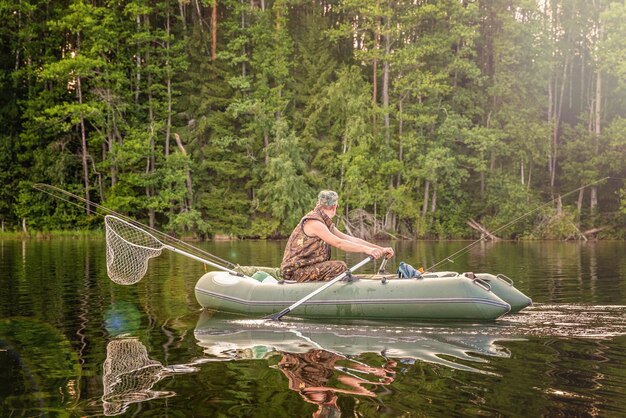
[333,228,395,258]
[303,220,386,259]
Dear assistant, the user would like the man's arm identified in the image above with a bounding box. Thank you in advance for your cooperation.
[304,219,393,259]
[333,228,395,259]
[303,220,386,259]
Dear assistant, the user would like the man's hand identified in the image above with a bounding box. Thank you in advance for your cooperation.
[382,247,395,259]
[366,247,385,259]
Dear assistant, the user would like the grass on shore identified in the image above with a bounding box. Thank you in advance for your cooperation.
[0,230,103,240]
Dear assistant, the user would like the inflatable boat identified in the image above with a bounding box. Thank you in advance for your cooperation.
[194,270,531,321]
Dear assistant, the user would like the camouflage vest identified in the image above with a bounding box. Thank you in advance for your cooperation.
[280,207,335,279]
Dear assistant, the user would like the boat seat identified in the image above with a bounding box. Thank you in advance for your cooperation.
[235,265,283,280]
[250,270,280,284]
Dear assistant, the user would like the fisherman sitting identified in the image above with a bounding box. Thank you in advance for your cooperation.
[280,190,394,282]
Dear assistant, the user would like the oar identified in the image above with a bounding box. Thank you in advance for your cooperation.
[267,256,374,321]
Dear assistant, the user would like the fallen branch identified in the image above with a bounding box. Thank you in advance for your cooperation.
[582,226,608,237]
[467,218,501,241]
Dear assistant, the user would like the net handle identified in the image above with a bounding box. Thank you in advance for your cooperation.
[165,243,247,277]
[106,215,250,279]
[33,183,237,269]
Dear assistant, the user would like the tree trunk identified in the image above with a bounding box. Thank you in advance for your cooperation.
[135,15,141,104]
[590,186,598,213]
[480,170,485,198]
[76,74,91,215]
[179,0,187,33]
[422,180,430,217]
[382,15,390,146]
[241,0,246,76]
[211,0,218,60]
[577,187,584,215]
[397,98,404,186]
[467,219,501,241]
[527,161,532,191]
[590,47,602,214]
[551,58,569,189]
[165,9,172,156]
[145,17,156,229]
[546,0,553,185]
[147,124,156,229]
[175,133,194,211]
[430,182,437,213]
[372,7,380,111]
[194,0,204,29]
[15,7,21,70]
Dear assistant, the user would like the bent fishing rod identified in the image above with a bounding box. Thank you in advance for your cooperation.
[33,183,236,269]
[426,177,612,272]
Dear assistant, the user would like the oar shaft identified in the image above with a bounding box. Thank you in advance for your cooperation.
[269,256,373,321]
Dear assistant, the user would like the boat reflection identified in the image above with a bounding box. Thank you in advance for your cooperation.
[101,337,200,416]
[194,310,520,373]
[194,310,523,417]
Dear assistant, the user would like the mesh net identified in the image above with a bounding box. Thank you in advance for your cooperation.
[101,337,199,415]
[101,338,171,416]
[105,216,164,285]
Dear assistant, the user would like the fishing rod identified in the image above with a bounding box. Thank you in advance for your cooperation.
[32,183,237,269]
[425,177,612,272]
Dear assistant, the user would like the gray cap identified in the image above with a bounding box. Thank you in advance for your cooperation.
[317,190,339,207]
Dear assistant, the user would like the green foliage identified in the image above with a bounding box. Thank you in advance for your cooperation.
[529,206,582,240]
[598,2,626,82]
[482,174,539,238]
[256,118,315,234]
[0,0,625,239]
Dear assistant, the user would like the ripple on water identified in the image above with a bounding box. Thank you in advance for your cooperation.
[499,304,626,339]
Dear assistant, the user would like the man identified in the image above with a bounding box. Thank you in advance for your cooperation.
[280,190,394,282]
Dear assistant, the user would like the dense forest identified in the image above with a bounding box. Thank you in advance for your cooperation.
[1,0,625,240]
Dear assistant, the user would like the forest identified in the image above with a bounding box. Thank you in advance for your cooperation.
[1,0,625,240]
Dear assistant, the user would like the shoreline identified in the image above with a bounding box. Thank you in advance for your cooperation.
[0,230,620,242]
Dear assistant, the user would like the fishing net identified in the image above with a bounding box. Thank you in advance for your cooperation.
[101,338,172,416]
[105,215,164,285]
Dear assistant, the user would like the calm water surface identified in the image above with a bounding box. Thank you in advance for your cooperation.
[1,239,625,417]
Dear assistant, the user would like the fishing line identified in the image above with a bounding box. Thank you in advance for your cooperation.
[32,183,236,269]
[426,176,613,272]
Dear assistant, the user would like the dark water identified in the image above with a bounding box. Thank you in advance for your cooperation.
[1,239,625,417]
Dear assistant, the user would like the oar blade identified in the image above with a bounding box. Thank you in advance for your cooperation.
[265,308,291,321]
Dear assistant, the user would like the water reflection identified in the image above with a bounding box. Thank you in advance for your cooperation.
[193,311,525,417]
[101,337,200,416]
[0,317,81,412]
[194,311,517,373]
[100,301,200,416]
[277,350,396,418]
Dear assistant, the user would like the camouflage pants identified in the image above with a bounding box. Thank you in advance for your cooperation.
[291,260,347,282]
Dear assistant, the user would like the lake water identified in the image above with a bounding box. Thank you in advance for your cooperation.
[1,239,625,417]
